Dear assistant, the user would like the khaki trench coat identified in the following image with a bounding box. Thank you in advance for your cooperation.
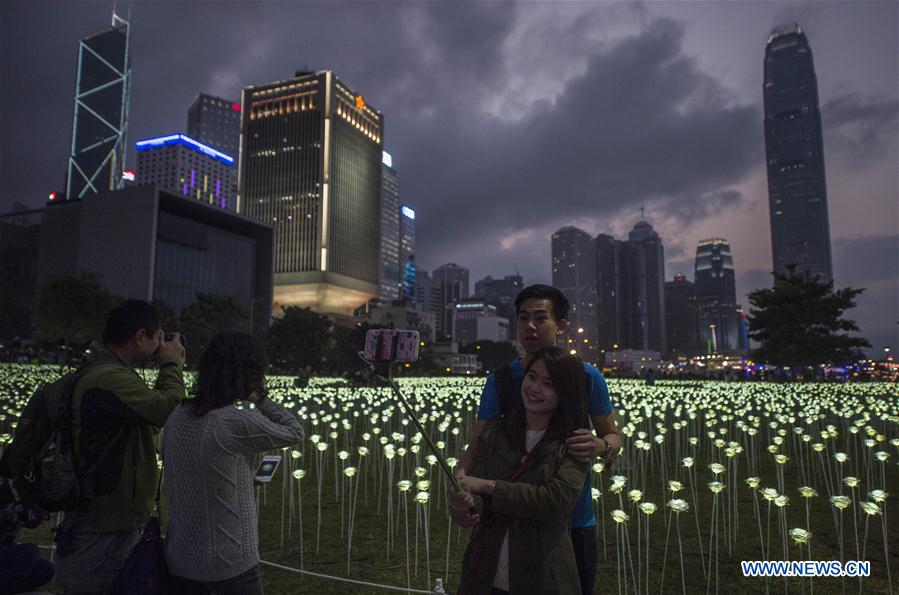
[458,421,588,595]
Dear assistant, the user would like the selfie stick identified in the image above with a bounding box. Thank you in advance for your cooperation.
[359,354,464,493]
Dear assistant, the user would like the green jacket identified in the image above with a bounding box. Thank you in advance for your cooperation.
[459,421,588,595]
[63,342,185,533]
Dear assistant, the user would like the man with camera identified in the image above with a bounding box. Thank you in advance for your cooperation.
[54,300,186,594]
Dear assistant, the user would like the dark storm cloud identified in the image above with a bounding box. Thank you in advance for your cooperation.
[822,93,899,167]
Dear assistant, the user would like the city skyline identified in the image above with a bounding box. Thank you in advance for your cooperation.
[1,2,896,352]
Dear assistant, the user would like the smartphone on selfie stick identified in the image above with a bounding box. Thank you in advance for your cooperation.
[359,329,464,493]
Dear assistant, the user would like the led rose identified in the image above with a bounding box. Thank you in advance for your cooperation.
[833,452,848,463]
[812,443,824,453]
[789,528,812,545]
[415,491,430,504]
[798,486,818,498]
[316,442,328,452]
[628,489,643,503]
[666,499,689,513]
[416,480,430,491]
[290,449,302,459]
[591,488,600,501]
[668,480,684,493]
[414,466,427,478]
[611,509,630,523]
[709,462,725,475]
[761,488,779,502]
[830,495,851,510]
[774,495,789,507]
[343,467,357,478]
[682,457,694,468]
[860,501,881,516]
[688,437,698,446]
[874,451,889,462]
[708,481,725,494]
[639,502,657,515]
[593,462,605,474]
[746,477,761,489]
[310,434,321,444]
[397,480,412,492]
[869,490,888,503]
[774,454,789,465]
[338,450,349,461]
[292,469,305,480]
[357,446,369,457]
[767,445,779,454]
[842,476,860,488]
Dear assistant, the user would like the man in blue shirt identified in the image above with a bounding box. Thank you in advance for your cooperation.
[455,284,621,595]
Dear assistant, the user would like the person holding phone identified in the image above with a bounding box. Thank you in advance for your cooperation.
[449,346,589,595]
[162,332,303,594]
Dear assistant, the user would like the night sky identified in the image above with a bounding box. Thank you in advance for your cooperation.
[1,1,896,354]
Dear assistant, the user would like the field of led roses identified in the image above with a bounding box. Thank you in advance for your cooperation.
[1,363,897,594]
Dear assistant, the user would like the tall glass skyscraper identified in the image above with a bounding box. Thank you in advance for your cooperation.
[433,263,469,341]
[552,226,598,360]
[379,151,401,301]
[66,11,132,200]
[187,94,241,158]
[764,23,833,284]
[694,238,741,354]
[239,70,383,315]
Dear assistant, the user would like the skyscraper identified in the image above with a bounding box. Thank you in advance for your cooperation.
[379,151,401,301]
[474,273,523,340]
[694,238,741,354]
[65,11,132,200]
[764,23,833,284]
[399,204,416,301]
[433,263,469,341]
[239,70,383,315]
[623,221,666,354]
[187,94,242,158]
[552,226,598,360]
[665,273,698,358]
[593,220,666,355]
[136,134,235,210]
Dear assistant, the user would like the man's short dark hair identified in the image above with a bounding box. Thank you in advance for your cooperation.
[514,284,570,321]
[102,300,161,345]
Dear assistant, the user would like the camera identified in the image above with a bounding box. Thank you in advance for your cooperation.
[362,329,420,363]
[164,332,187,347]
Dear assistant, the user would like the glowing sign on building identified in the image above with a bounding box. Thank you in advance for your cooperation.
[401,205,415,220]
[356,95,366,110]
[122,170,136,181]
[382,151,393,168]
[135,134,235,166]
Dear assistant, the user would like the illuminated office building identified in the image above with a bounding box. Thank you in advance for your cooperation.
[239,70,383,315]
[399,204,416,301]
[764,23,833,284]
[136,134,235,210]
[665,273,698,358]
[552,226,598,359]
[433,263,469,341]
[695,238,741,354]
[474,273,523,341]
[379,151,401,301]
[187,94,241,157]
[65,11,132,200]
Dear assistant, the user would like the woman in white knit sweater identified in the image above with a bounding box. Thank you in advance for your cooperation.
[162,331,303,594]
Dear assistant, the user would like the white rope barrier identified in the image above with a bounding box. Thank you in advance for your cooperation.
[34,544,446,594]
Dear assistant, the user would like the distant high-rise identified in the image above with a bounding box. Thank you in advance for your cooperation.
[694,238,741,353]
[623,221,666,354]
[552,227,598,360]
[474,273,523,341]
[187,94,241,158]
[764,23,833,284]
[66,11,132,200]
[665,273,698,358]
[379,151,401,301]
[399,204,416,301]
[239,70,383,315]
[433,263,469,341]
[136,134,235,210]
[593,220,666,355]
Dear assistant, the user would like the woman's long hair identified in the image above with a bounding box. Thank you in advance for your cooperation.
[502,346,589,454]
[188,331,268,416]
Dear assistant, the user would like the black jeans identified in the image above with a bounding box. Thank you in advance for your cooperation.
[570,526,597,595]
[171,565,264,595]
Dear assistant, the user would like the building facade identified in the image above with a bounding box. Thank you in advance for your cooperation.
[453,299,511,346]
[474,273,523,341]
[66,11,132,200]
[187,94,241,158]
[399,204,416,301]
[664,273,698,358]
[764,23,833,284]
[552,227,598,360]
[136,134,236,210]
[379,151,401,301]
[37,186,273,332]
[433,263,469,341]
[694,238,742,354]
[239,70,383,316]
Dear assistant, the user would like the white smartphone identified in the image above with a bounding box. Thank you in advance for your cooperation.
[254,455,282,483]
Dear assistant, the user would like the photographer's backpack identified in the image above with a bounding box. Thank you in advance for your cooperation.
[0,362,113,512]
